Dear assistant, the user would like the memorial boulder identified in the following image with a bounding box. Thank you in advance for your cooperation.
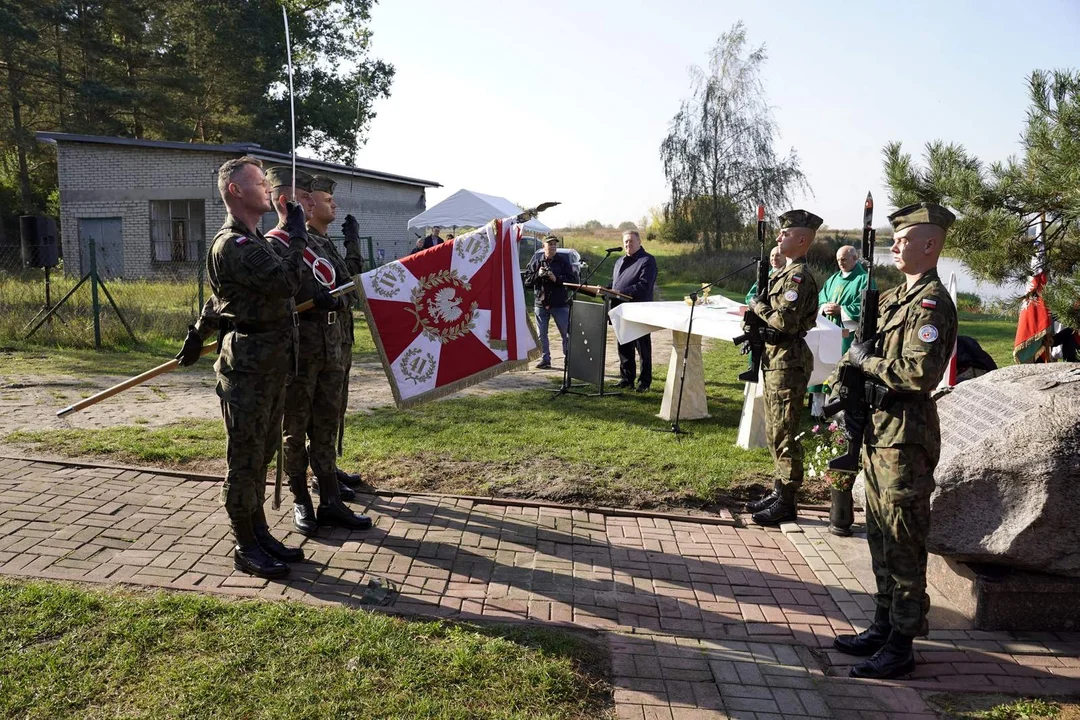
[927,364,1080,577]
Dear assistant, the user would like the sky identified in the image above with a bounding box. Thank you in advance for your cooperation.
[350,0,1080,231]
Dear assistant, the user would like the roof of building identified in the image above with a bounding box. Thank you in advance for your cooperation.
[35,132,440,189]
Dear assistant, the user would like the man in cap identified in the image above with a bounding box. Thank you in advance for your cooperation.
[263,167,371,536]
[523,234,575,369]
[176,156,309,578]
[832,203,958,679]
[742,210,822,526]
[307,174,369,492]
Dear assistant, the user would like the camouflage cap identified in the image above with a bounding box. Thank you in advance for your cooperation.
[888,202,956,232]
[264,166,314,193]
[778,209,824,230]
[310,174,337,194]
[542,234,559,244]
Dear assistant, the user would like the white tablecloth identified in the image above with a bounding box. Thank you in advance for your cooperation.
[608,296,844,386]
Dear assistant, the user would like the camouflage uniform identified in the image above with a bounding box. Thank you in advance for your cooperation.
[861,266,957,636]
[206,215,304,524]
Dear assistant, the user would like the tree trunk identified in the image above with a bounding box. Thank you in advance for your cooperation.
[4,48,34,212]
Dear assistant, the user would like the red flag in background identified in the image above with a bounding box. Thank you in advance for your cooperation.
[358,219,539,408]
[1014,223,1053,364]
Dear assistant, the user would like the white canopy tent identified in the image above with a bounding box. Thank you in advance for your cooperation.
[407,189,551,237]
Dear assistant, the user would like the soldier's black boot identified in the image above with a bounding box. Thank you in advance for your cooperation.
[833,607,891,656]
[751,484,798,526]
[849,630,916,679]
[745,480,781,513]
[311,476,356,501]
[315,476,373,531]
[336,467,368,489]
[289,475,318,536]
[233,515,289,579]
[252,505,304,563]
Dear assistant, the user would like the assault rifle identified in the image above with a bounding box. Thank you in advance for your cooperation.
[733,203,768,383]
[822,192,879,472]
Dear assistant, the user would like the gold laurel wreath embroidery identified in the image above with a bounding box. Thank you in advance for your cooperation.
[454,232,491,264]
[405,269,478,344]
[372,264,406,299]
[400,347,436,384]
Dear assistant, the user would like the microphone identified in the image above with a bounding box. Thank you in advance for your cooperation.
[605,246,623,253]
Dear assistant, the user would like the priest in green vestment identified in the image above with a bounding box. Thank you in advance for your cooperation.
[808,245,875,415]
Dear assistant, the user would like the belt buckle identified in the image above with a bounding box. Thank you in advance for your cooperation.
[327,311,336,325]
[292,312,299,327]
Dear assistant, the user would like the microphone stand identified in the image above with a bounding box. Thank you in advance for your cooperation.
[551,248,620,399]
[656,259,759,437]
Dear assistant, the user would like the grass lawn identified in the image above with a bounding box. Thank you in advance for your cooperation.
[0,579,610,720]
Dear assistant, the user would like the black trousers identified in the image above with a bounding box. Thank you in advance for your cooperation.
[617,334,652,386]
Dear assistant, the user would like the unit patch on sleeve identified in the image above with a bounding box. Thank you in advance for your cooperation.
[784,290,799,302]
[917,324,939,342]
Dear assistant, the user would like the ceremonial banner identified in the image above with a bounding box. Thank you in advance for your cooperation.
[358,218,538,408]
[1014,230,1053,364]
[936,271,958,390]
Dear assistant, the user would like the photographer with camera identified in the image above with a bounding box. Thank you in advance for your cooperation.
[524,235,575,369]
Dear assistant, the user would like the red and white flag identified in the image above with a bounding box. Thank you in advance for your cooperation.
[936,272,958,390]
[358,218,538,408]
[1014,225,1053,364]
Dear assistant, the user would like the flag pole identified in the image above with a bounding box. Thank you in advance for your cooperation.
[282,6,296,198]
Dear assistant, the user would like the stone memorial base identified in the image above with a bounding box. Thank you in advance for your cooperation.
[927,554,1080,631]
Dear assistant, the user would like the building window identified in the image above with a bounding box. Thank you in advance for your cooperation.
[150,200,204,263]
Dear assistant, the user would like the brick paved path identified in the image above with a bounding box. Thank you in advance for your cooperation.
[2,456,1079,719]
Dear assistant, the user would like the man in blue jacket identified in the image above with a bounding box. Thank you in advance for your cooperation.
[611,230,658,392]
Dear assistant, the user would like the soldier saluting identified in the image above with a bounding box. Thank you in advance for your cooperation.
[186,156,309,579]
[263,167,371,535]
[832,203,958,679]
[743,210,822,526]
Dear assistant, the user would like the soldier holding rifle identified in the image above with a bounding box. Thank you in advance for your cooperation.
[176,156,309,579]
[832,203,957,679]
[742,210,822,526]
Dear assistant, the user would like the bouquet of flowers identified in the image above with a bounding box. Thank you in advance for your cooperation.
[799,421,853,491]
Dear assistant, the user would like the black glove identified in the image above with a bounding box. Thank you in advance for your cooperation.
[175,326,203,367]
[748,293,768,318]
[342,214,360,243]
[847,337,877,370]
[284,200,308,243]
[313,286,342,312]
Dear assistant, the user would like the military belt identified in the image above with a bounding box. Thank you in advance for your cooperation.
[865,380,931,410]
[229,314,299,334]
[300,311,337,325]
[762,328,807,345]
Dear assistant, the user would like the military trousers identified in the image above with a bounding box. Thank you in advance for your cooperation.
[337,340,353,455]
[217,369,288,523]
[863,443,937,637]
[284,341,345,480]
[762,365,809,489]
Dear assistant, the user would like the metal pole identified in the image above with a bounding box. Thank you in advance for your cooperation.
[197,232,206,310]
[282,7,296,199]
[44,266,52,328]
[366,236,375,270]
[89,237,101,348]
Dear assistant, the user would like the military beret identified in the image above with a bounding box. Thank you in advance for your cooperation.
[778,209,824,230]
[264,166,314,193]
[310,174,337,194]
[888,202,956,232]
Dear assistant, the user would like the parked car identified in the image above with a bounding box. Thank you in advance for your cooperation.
[521,248,584,284]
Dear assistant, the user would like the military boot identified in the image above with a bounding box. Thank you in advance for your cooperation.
[233,514,289,579]
[751,484,798,526]
[744,480,781,514]
[315,475,373,531]
[336,467,368,489]
[252,505,305,563]
[834,607,891,656]
[849,630,916,679]
[289,475,318,536]
[311,476,356,501]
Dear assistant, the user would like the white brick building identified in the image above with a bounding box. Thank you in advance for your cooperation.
[36,132,439,279]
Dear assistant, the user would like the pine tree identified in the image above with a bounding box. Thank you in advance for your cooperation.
[883,69,1080,328]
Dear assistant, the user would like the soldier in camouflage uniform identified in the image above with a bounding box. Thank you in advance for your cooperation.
[176,156,308,579]
[833,203,958,680]
[743,210,822,526]
[307,175,369,491]
[263,167,371,536]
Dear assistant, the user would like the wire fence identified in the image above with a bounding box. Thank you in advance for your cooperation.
[0,234,379,350]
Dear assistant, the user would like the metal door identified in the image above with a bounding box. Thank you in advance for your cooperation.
[78,217,123,278]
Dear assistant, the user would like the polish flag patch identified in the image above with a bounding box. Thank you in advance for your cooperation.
[792,274,803,284]
[234,235,250,245]
[921,298,938,309]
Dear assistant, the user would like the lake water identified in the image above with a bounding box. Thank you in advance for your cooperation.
[873,249,1025,302]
